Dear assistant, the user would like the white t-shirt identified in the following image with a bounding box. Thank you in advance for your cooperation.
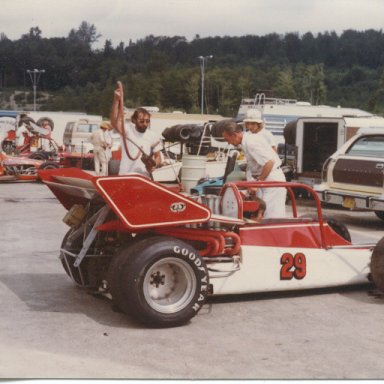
[241,132,282,181]
[119,123,162,177]
[244,128,276,148]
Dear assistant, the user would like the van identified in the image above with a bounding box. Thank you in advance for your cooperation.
[63,120,102,153]
[279,116,384,186]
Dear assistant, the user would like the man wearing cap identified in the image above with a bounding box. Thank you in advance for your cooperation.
[243,109,277,152]
[90,121,113,176]
[220,119,286,218]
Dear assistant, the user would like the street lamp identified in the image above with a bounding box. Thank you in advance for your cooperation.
[27,68,45,111]
[197,55,213,114]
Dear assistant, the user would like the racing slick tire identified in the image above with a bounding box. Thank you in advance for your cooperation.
[300,214,351,242]
[374,211,384,222]
[29,151,49,160]
[39,161,59,170]
[370,237,384,291]
[325,217,351,242]
[2,140,16,154]
[111,236,209,327]
[60,228,84,285]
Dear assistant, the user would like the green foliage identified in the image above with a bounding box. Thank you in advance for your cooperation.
[1,25,384,116]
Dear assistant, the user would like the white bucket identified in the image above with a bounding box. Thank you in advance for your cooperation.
[181,154,207,193]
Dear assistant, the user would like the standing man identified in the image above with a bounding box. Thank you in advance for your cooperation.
[243,109,277,152]
[220,119,286,218]
[90,121,113,176]
[118,107,162,178]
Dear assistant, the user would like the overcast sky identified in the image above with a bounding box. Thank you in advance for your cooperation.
[2,0,384,48]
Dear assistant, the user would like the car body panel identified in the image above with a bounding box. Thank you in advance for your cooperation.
[210,245,371,295]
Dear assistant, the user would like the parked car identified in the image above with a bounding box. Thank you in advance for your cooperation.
[63,119,101,153]
[314,127,384,221]
[0,152,58,182]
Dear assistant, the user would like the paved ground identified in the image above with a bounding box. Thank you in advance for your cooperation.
[1,181,384,379]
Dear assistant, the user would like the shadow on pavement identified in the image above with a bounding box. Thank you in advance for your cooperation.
[0,272,143,329]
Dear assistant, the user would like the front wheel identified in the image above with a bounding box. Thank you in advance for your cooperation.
[374,211,384,221]
[110,236,209,327]
[300,214,351,242]
[371,237,384,291]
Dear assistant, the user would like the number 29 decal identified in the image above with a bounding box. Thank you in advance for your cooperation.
[280,252,307,280]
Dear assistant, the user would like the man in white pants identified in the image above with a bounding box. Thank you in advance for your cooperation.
[90,121,113,176]
[221,119,286,219]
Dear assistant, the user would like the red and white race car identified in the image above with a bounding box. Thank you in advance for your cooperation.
[0,152,58,182]
[38,167,384,327]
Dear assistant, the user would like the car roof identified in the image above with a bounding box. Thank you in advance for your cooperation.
[357,126,384,135]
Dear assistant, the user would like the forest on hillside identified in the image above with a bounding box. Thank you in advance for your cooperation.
[1,22,384,118]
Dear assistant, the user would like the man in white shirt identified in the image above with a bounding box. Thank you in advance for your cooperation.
[221,119,286,219]
[90,121,113,176]
[118,108,162,178]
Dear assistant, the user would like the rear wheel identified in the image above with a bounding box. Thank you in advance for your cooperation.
[29,152,48,161]
[300,214,351,242]
[39,161,59,170]
[325,217,351,242]
[60,228,83,285]
[110,236,209,327]
[370,237,384,291]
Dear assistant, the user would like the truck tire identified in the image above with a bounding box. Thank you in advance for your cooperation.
[111,236,209,327]
[370,237,384,291]
[374,211,384,221]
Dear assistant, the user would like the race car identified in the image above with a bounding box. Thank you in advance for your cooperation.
[0,152,58,182]
[38,167,384,327]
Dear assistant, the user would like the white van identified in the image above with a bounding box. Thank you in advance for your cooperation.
[63,119,102,153]
[63,119,121,153]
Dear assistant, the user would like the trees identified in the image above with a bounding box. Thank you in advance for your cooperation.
[0,26,384,116]
[67,21,101,47]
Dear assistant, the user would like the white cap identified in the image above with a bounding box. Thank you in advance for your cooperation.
[243,109,263,123]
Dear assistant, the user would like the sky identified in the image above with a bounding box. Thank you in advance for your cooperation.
[1,0,384,48]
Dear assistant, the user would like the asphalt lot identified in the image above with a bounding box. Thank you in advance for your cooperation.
[1,181,384,379]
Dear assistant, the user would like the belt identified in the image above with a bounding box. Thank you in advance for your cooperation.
[251,166,281,178]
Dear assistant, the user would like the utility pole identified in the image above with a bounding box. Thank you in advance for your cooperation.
[27,69,45,111]
[197,55,213,114]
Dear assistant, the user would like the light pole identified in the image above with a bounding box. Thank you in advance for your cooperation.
[27,68,45,111]
[198,55,213,114]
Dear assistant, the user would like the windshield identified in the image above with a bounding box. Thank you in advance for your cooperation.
[346,135,384,157]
